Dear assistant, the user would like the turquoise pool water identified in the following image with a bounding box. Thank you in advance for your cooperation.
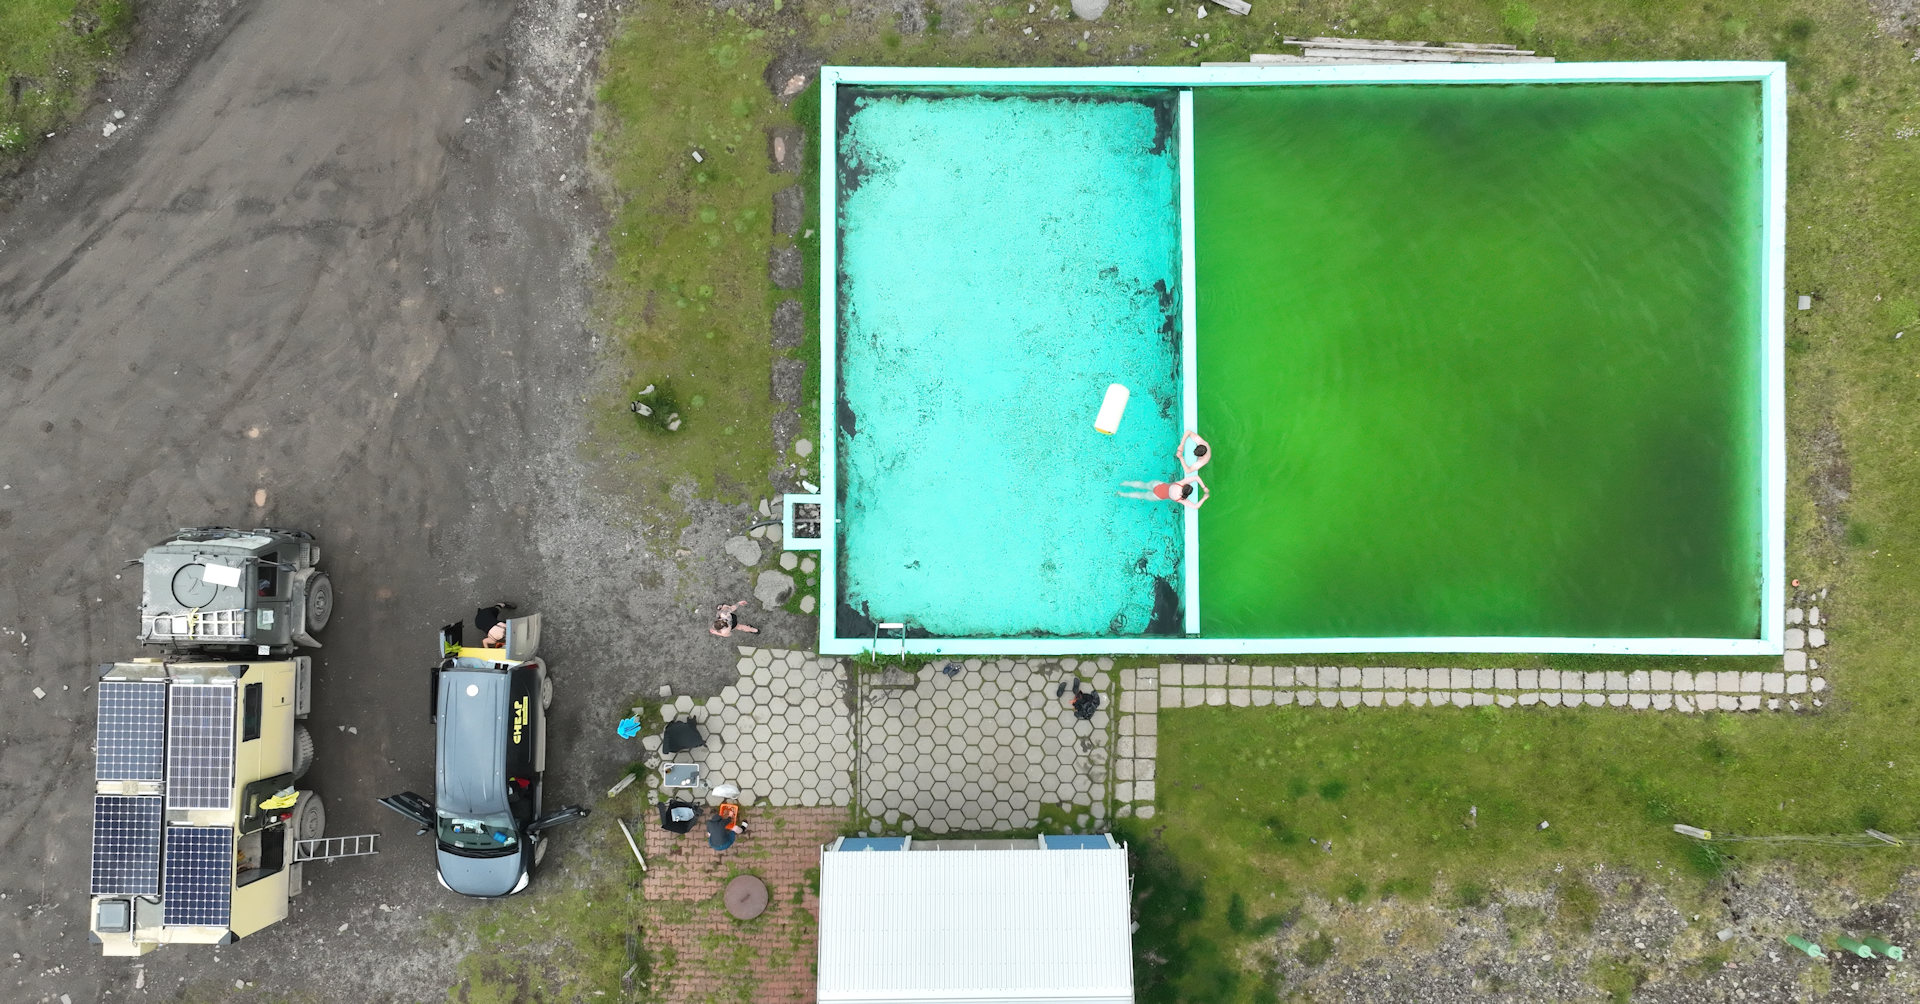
[834,88,1186,639]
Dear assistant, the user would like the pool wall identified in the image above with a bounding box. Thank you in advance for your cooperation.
[818,62,1786,658]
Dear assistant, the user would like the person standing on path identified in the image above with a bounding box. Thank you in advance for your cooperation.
[710,601,760,637]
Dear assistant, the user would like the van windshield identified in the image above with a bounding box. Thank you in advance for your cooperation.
[439,811,518,854]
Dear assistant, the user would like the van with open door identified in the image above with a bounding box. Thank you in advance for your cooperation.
[379,610,587,897]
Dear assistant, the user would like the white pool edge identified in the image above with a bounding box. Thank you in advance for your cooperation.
[817,62,1786,659]
[817,68,841,651]
[1179,89,1200,637]
[1760,63,1787,654]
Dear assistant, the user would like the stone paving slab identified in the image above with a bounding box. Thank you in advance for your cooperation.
[641,647,853,808]
[858,657,1114,835]
[1151,669,1827,714]
[633,590,1833,839]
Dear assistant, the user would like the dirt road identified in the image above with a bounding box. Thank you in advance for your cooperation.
[0,0,787,998]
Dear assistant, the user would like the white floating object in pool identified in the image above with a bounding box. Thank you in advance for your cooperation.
[1094,383,1130,435]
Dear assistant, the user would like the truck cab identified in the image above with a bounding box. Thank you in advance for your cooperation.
[135,527,332,654]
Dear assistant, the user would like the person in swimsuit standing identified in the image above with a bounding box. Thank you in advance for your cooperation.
[709,600,760,637]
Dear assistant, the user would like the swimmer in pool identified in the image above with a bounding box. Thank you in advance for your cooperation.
[1118,474,1209,510]
[1179,430,1211,474]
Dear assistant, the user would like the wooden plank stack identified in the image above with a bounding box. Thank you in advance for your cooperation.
[1201,36,1554,67]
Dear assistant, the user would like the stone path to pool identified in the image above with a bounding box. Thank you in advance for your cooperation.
[636,596,1832,833]
[639,649,1115,834]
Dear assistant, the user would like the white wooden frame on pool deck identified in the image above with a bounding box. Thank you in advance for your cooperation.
[817,61,1786,657]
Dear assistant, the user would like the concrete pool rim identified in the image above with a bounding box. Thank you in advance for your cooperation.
[817,62,1787,657]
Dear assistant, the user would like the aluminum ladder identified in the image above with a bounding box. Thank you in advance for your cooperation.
[293,833,380,862]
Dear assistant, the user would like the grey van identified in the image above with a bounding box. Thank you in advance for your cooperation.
[379,612,587,897]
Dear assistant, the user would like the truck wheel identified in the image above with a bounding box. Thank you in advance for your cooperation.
[293,726,315,780]
[293,793,326,841]
[541,674,553,710]
[304,573,334,632]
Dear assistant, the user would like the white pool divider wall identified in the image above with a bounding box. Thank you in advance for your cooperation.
[817,62,1787,657]
[1178,88,1200,638]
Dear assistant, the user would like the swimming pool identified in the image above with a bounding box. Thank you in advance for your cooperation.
[819,63,1785,657]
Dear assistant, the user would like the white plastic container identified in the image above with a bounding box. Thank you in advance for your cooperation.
[1094,383,1129,435]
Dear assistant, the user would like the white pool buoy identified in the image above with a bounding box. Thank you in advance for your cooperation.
[1094,383,1130,435]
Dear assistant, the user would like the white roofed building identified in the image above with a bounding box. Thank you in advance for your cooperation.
[815,834,1135,1004]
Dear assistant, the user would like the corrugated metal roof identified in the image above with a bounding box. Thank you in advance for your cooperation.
[817,846,1134,1003]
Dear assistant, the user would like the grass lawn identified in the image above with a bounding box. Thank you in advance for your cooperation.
[591,0,1920,1000]
[0,0,131,166]
[594,12,800,510]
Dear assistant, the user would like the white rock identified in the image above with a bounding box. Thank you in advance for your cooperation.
[113,109,126,120]
[800,595,817,614]
[754,570,795,609]
[795,438,814,457]
[102,122,118,137]
[723,535,762,566]
[1196,4,1207,15]
[32,687,45,700]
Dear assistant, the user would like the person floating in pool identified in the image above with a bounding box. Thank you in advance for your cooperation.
[1118,474,1209,510]
[1179,429,1211,474]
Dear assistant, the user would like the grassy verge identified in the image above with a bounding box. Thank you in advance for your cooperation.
[593,8,802,510]
[443,796,645,1002]
[0,0,131,166]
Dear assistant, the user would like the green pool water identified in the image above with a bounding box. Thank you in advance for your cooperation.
[1194,83,1766,640]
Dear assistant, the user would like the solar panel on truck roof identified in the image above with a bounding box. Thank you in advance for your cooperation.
[165,683,234,810]
[96,680,167,782]
[90,795,163,895]
[161,826,233,927]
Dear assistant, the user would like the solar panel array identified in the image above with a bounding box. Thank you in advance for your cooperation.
[96,680,168,781]
[166,684,235,810]
[90,796,164,895]
[161,826,234,927]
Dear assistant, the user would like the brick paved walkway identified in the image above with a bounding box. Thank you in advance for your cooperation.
[639,807,843,1004]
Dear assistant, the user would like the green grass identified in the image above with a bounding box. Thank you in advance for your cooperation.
[446,800,643,1002]
[593,6,797,508]
[0,0,130,165]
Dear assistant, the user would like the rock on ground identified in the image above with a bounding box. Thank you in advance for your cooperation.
[755,570,795,609]
[725,534,764,566]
